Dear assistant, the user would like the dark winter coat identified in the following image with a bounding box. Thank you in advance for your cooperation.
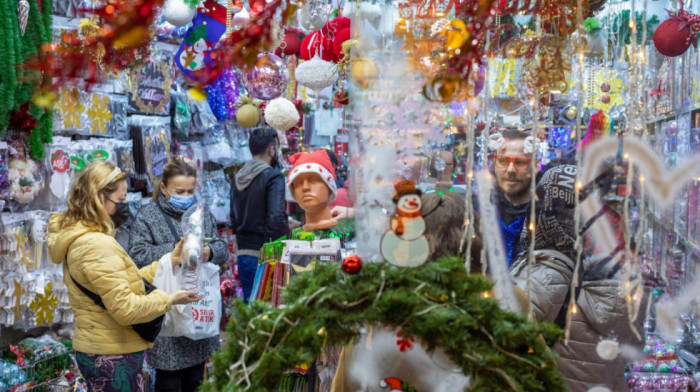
[128,194,228,371]
[230,159,289,252]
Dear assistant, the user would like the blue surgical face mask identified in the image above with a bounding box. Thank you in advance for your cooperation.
[169,194,195,210]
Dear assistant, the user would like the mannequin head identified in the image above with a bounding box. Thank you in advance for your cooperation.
[292,172,332,213]
[287,150,338,231]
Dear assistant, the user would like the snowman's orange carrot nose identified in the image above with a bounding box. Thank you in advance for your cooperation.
[407,200,419,208]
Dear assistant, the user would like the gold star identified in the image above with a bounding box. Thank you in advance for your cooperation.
[29,281,58,325]
[87,94,113,134]
[15,229,32,269]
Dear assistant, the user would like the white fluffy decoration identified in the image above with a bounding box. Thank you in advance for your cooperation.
[595,340,619,361]
[587,387,611,392]
[163,0,196,27]
[295,56,339,94]
[264,98,300,131]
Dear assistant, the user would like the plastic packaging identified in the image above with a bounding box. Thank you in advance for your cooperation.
[181,202,205,294]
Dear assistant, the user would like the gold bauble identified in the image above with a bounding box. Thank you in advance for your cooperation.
[350,57,379,89]
[236,104,260,128]
[565,106,577,121]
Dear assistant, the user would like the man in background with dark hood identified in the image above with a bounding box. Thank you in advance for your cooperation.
[230,127,289,302]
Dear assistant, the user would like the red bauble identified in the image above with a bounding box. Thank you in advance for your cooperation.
[275,31,302,57]
[600,82,610,93]
[341,255,363,274]
[601,94,610,104]
[653,18,693,57]
[300,32,336,62]
[322,16,351,36]
[332,28,352,60]
[475,121,486,131]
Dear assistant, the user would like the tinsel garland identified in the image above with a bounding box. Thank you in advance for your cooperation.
[203,257,566,392]
[0,0,53,158]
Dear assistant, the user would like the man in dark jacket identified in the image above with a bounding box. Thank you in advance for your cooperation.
[231,128,289,302]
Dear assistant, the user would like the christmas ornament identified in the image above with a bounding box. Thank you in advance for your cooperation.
[55,87,85,130]
[322,16,350,35]
[333,89,349,105]
[300,31,336,62]
[8,158,42,204]
[299,0,327,31]
[87,94,113,134]
[175,0,228,79]
[596,340,619,360]
[275,30,302,57]
[243,53,289,100]
[653,1,700,57]
[29,281,58,325]
[295,56,338,93]
[264,97,299,131]
[206,68,241,121]
[565,106,577,121]
[17,0,29,36]
[443,19,469,52]
[423,73,465,103]
[380,180,429,267]
[332,28,352,60]
[341,255,363,274]
[600,82,610,92]
[350,57,379,89]
[475,121,486,131]
[236,103,260,128]
[163,0,197,26]
[601,94,610,104]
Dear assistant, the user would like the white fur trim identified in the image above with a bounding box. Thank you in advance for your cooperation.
[523,136,537,154]
[488,133,505,151]
[286,162,337,202]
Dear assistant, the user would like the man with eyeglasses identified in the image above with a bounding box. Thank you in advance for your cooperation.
[492,129,535,266]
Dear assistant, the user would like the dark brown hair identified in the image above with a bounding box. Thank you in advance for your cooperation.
[421,193,483,273]
[152,160,198,201]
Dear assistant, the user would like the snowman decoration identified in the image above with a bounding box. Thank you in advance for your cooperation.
[179,25,209,71]
[380,180,430,267]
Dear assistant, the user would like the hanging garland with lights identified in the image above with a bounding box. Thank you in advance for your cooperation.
[202,257,566,392]
[0,0,53,159]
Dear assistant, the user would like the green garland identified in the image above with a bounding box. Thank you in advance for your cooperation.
[203,258,566,392]
[610,10,659,45]
[0,0,53,159]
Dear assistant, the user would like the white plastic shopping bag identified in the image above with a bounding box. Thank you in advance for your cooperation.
[188,262,221,340]
[153,254,221,340]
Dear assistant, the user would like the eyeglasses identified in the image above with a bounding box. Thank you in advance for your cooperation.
[494,155,531,171]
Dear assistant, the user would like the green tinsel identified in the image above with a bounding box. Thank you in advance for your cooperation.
[183,0,200,9]
[584,17,601,34]
[202,258,566,392]
[610,10,659,45]
[0,0,53,159]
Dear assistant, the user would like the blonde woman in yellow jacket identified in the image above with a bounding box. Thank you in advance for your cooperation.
[47,162,201,392]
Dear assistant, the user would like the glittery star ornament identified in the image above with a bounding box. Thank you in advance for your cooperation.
[12,279,24,322]
[87,94,113,134]
[29,281,58,325]
[14,229,32,269]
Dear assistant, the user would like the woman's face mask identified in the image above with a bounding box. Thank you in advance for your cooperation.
[162,175,197,210]
[169,194,195,210]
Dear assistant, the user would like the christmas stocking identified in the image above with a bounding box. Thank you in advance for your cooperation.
[175,0,228,80]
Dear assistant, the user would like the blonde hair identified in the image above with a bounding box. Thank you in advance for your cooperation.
[58,161,127,233]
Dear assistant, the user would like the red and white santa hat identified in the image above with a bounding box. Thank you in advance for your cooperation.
[379,377,406,392]
[286,150,337,202]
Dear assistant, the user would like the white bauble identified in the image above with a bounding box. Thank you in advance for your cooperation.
[163,0,196,27]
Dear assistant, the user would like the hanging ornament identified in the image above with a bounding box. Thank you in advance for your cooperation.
[275,30,302,57]
[653,1,700,58]
[332,28,352,60]
[29,280,58,326]
[236,98,261,128]
[341,255,363,274]
[295,56,338,94]
[350,57,379,89]
[300,31,336,62]
[423,73,466,103]
[8,158,42,204]
[264,97,300,131]
[243,53,289,100]
[17,0,29,36]
[443,20,469,52]
[299,0,328,31]
[601,94,610,104]
[600,82,611,93]
[163,0,196,26]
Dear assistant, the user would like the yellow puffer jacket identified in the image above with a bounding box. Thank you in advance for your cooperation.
[47,214,172,355]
